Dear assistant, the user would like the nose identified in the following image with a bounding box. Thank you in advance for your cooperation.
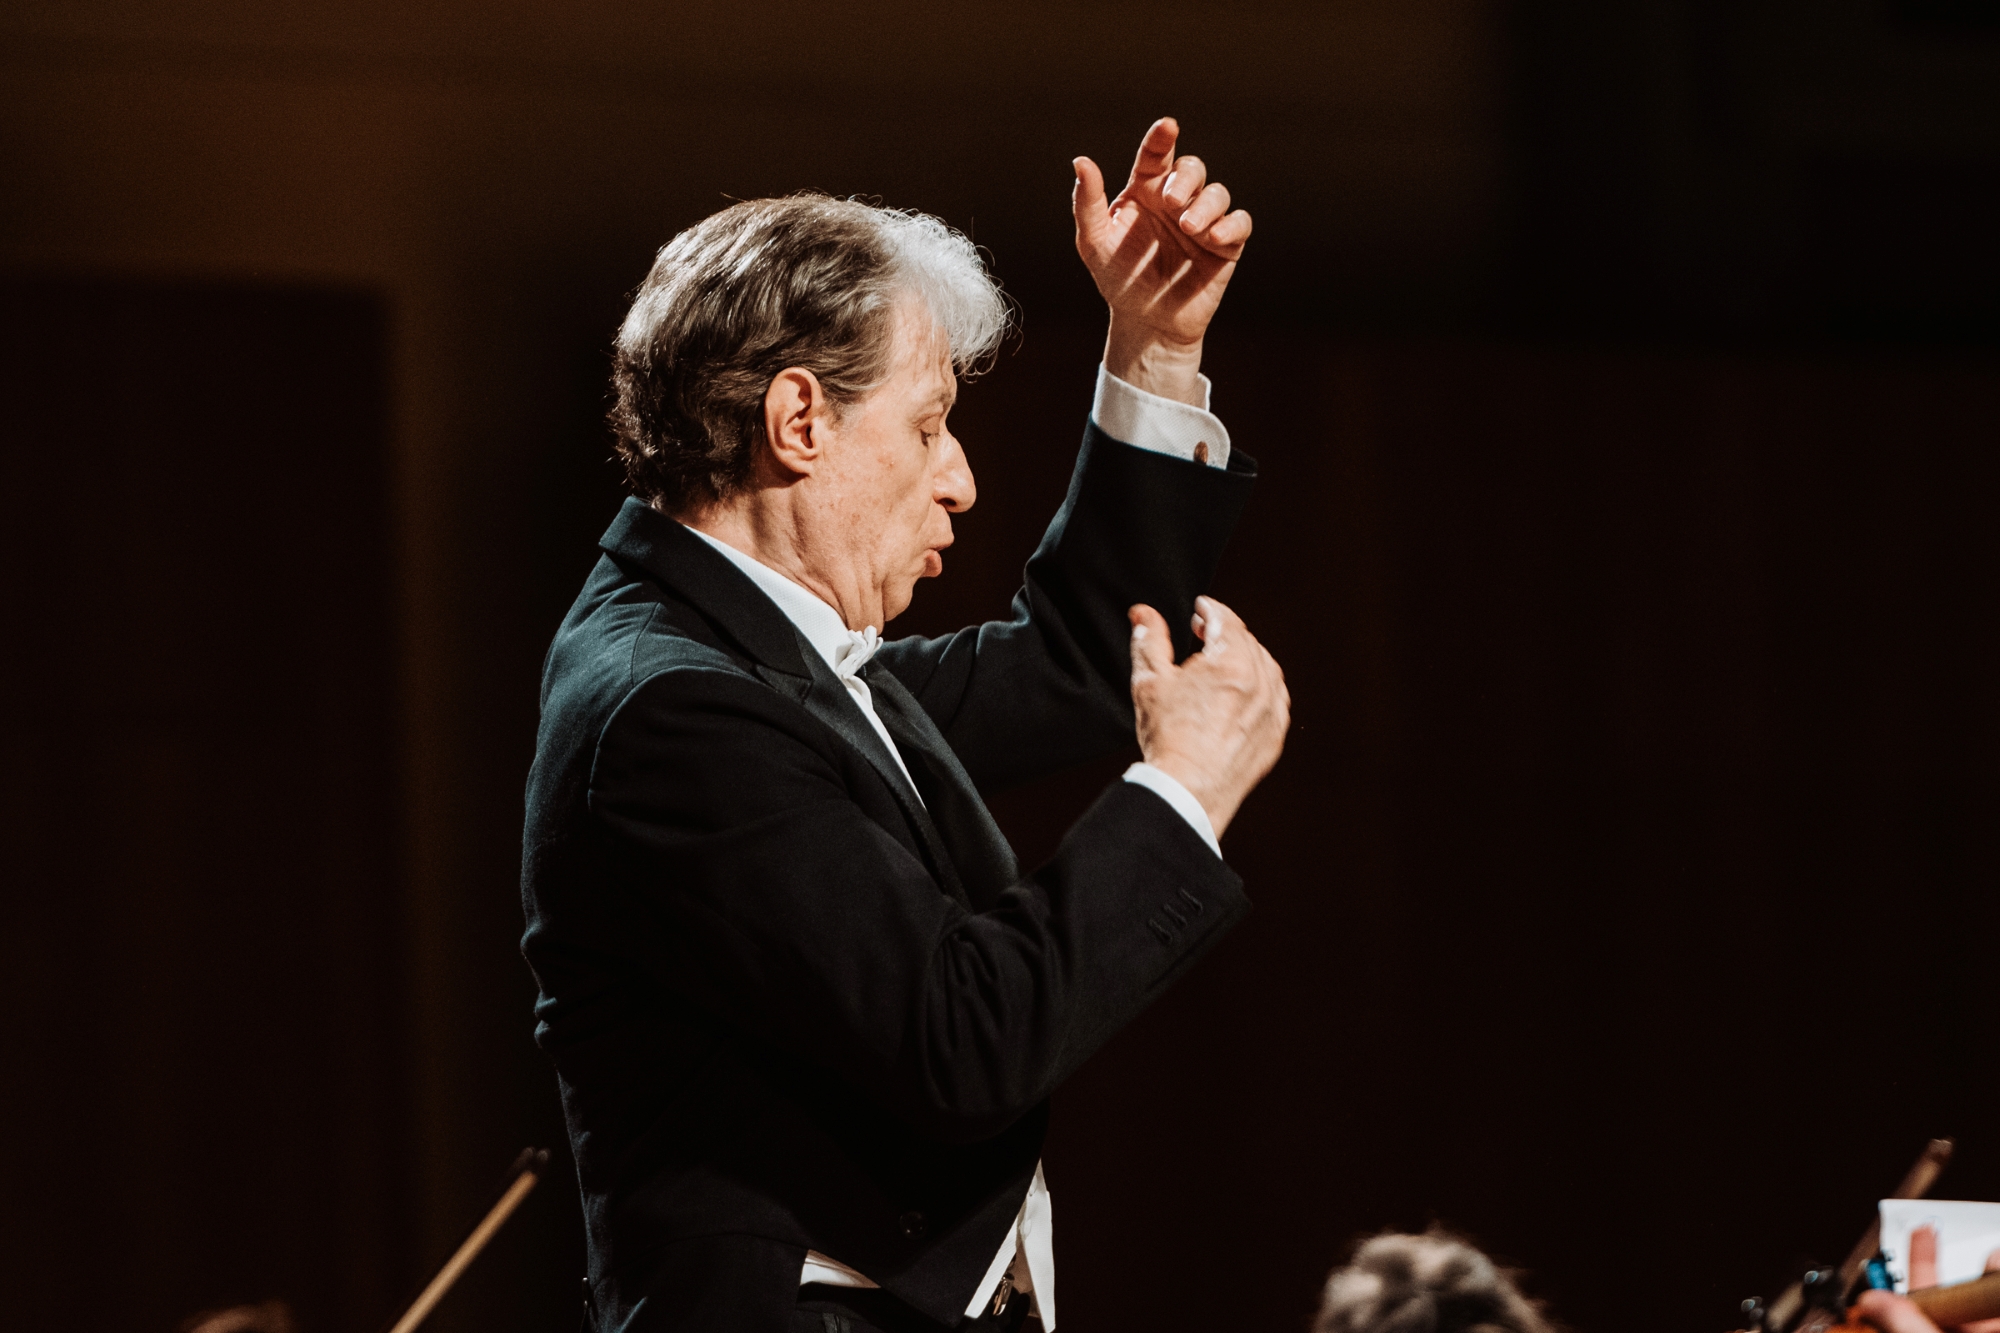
[936,429,976,513]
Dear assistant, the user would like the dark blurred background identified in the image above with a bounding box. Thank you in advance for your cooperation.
[2,3,1996,1332]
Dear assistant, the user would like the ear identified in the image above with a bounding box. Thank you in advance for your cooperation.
[761,367,827,478]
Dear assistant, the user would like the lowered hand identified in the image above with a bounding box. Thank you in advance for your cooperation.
[1129,596,1288,841]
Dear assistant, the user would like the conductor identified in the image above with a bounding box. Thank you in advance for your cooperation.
[521,119,1290,1333]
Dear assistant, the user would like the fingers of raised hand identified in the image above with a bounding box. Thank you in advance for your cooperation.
[1179,181,1232,233]
[1162,155,1208,210]
[1072,156,1110,249]
[1130,117,1180,182]
[1188,202,1252,260]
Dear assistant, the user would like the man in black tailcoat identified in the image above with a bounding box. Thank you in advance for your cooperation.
[521,119,1290,1333]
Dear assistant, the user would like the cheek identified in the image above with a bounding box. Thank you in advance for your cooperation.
[848,433,934,561]
[897,463,935,529]
[842,446,912,522]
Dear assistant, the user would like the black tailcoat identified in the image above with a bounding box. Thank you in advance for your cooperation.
[521,422,1256,1331]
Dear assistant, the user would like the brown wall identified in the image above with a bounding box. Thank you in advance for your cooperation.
[1,280,409,1333]
[4,4,1998,1333]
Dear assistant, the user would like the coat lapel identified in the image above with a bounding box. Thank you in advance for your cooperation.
[599,498,974,911]
[789,643,975,912]
[864,666,1021,912]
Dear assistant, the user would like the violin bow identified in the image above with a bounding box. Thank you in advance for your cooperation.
[384,1147,550,1333]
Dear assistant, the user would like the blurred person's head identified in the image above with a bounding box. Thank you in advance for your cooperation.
[1317,1230,1553,1333]
[609,194,1010,629]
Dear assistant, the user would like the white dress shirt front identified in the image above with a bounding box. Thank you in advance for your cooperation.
[679,365,1232,1327]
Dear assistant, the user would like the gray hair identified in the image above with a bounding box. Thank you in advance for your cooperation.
[1316,1231,1553,1333]
[609,193,1010,512]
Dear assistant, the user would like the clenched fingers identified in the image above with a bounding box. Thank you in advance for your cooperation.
[1180,181,1231,233]
[1162,155,1208,210]
[1190,596,1273,682]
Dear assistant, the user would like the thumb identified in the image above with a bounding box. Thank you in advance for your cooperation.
[1129,604,1173,680]
[1073,156,1109,252]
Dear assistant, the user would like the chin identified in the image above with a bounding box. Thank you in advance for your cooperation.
[881,583,918,625]
[882,552,941,624]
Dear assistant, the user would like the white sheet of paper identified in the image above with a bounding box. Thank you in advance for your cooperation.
[1878,1199,2000,1293]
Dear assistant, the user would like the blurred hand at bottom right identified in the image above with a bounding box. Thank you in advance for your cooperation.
[1856,1231,2000,1333]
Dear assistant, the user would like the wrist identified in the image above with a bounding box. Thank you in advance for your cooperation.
[1103,322,1204,406]
[1146,753,1238,840]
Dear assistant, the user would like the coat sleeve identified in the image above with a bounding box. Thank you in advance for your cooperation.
[874,421,1256,793]
[587,662,1249,1142]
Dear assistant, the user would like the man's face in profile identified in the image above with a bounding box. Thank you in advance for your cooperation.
[811,303,977,625]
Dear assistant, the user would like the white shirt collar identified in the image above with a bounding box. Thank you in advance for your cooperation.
[678,522,881,678]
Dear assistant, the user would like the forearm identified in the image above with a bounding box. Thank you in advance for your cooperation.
[609,780,1244,1141]
[588,673,1248,1138]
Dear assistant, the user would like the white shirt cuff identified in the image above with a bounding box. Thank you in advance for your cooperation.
[1122,762,1221,858]
[1091,364,1231,469]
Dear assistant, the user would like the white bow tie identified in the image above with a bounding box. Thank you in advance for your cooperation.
[832,625,882,682]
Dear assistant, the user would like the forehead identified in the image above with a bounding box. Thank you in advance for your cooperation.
[881,302,956,410]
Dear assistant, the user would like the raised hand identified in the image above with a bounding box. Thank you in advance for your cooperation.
[1128,595,1288,841]
[1073,117,1252,405]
